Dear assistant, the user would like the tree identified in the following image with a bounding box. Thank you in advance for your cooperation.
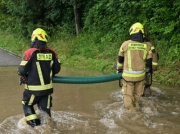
[73,0,81,34]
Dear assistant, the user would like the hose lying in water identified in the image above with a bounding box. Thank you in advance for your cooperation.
[52,73,122,84]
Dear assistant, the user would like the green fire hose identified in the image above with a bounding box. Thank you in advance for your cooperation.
[52,73,122,84]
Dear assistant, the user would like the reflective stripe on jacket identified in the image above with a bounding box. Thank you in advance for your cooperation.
[118,40,152,82]
[18,46,61,96]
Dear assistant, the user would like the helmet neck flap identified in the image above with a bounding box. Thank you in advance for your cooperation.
[130,32,144,42]
[30,40,47,49]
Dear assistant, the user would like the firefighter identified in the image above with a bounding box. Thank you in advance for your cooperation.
[18,28,61,127]
[143,37,159,97]
[116,22,152,110]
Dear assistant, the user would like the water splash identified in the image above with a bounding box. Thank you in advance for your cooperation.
[92,87,180,134]
[0,110,92,134]
[0,87,179,134]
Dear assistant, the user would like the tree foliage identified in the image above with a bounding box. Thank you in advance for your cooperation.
[0,0,179,62]
[0,0,179,86]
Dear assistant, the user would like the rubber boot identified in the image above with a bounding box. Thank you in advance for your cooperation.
[23,105,41,127]
[27,119,40,127]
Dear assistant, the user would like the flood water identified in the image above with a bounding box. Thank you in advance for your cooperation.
[0,66,179,134]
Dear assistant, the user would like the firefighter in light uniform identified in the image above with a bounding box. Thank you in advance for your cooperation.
[18,28,61,127]
[117,22,152,110]
[143,38,159,96]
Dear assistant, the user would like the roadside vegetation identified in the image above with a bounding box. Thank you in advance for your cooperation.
[0,0,179,87]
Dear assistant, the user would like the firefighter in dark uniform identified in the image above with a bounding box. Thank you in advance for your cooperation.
[18,28,61,127]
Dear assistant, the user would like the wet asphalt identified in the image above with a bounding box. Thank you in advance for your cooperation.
[0,49,21,66]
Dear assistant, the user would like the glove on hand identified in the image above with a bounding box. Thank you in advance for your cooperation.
[116,69,123,74]
[19,75,27,85]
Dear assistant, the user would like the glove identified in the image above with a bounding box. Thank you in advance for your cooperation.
[116,69,123,74]
[19,75,27,85]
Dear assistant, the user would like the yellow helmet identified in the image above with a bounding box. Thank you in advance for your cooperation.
[129,22,144,35]
[31,28,48,42]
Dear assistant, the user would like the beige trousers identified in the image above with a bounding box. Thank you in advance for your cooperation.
[121,79,145,110]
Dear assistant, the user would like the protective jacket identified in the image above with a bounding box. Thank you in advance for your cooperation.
[117,40,152,82]
[18,45,61,96]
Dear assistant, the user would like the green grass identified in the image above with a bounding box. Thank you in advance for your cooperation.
[0,30,179,87]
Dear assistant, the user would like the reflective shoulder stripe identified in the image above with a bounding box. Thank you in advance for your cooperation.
[22,101,25,105]
[26,114,38,121]
[120,47,123,53]
[20,60,28,66]
[58,59,61,63]
[25,83,53,91]
[151,46,155,50]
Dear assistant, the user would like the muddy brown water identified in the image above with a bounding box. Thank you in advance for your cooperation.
[0,65,179,134]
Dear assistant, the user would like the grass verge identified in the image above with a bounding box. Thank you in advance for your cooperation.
[0,30,179,87]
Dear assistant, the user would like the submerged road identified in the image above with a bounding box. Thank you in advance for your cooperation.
[0,49,21,66]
